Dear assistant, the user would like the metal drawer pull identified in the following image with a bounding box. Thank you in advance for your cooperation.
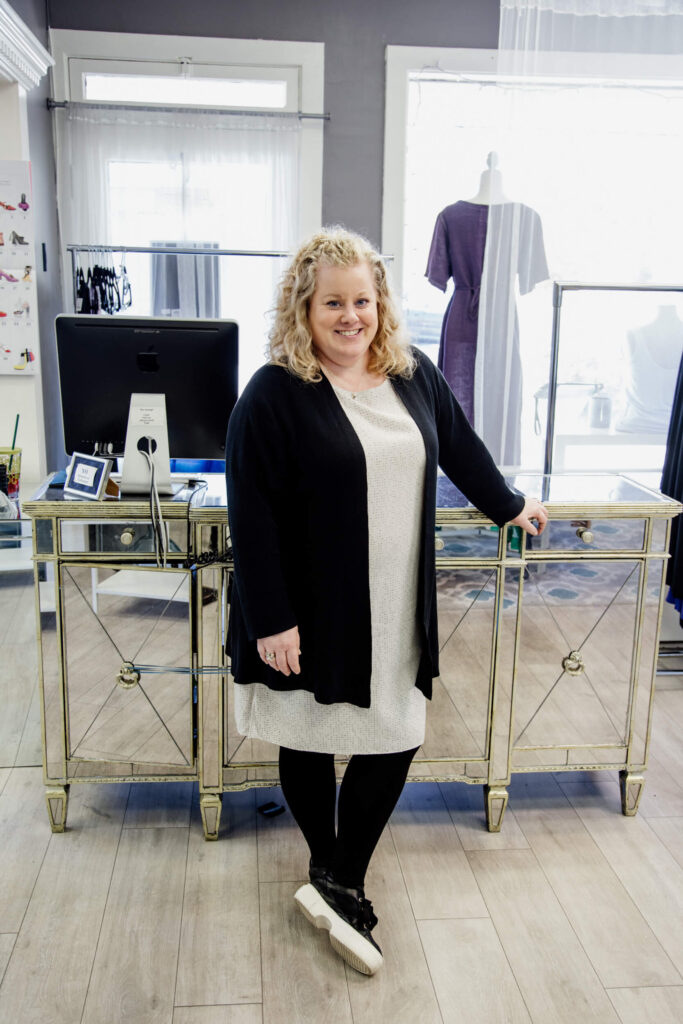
[576,526,594,544]
[120,528,135,546]
[562,650,585,675]
[116,661,140,689]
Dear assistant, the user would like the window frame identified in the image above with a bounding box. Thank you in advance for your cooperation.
[50,29,324,241]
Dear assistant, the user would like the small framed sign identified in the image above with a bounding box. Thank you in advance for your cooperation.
[64,453,119,500]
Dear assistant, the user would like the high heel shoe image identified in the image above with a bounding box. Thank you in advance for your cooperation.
[0,271,19,282]
[9,231,29,246]
[22,266,32,282]
[0,202,16,211]
[13,302,30,317]
[17,194,29,212]
[14,348,34,370]
[0,233,4,246]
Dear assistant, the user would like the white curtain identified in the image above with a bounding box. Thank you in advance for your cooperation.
[55,104,301,388]
[55,103,300,251]
[501,0,683,64]
[470,0,683,468]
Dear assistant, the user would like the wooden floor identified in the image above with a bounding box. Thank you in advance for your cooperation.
[1,571,683,1024]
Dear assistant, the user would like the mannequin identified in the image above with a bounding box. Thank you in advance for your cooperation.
[426,154,548,465]
[465,152,511,206]
[616,305,683,434]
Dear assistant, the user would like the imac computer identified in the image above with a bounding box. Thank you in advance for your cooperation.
[56,315,239,493]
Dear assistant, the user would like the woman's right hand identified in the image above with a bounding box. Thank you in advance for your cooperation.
[257,625,301,676]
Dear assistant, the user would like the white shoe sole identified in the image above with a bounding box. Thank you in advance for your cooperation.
[294,883,383,976]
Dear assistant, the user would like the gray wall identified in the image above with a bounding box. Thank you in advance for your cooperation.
[9,0,500,468]
[8,0,65,469]
[47,0,501,244]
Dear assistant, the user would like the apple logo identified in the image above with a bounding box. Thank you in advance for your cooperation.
[137,348,159,373]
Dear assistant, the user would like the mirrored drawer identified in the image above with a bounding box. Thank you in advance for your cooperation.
[60,519,188,556]
[528,517,646,553]
[434,524,505,561]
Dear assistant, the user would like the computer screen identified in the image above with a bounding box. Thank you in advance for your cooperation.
[56,315,239,460]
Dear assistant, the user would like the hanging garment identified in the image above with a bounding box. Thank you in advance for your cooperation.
[660,350,683,623]
[151,241,220,318]
[86,268,99,314]
[76,269,91,313]
[426,201,548,464]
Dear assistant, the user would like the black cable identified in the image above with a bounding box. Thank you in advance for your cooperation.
[183,480,210,568]
[140,445,165,567]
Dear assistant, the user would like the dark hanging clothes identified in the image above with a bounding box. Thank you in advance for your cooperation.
[425,201,548,464]
[426,201,488,424]
[660,351,683,623]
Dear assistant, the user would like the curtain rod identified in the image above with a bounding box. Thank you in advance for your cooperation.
[47,98,329,121]
[67,244,394,260]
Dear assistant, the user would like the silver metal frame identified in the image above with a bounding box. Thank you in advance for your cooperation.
[23,476,680,838]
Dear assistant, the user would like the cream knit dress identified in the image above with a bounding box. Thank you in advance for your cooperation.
[234,379,427,754]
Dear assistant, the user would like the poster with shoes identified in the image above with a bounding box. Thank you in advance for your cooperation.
[0,160,38,375]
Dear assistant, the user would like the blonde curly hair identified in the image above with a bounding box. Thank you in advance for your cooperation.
[268,226,415,382]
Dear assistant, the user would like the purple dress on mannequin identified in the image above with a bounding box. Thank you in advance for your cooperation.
[426,201,548,463]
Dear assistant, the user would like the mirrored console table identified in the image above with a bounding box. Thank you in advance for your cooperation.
[23,472,679,839]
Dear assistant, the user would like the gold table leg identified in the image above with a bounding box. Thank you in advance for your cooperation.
[619,771,645,816]
[200,793,222,840]
[484,785,508,832]
[46,786,70,833]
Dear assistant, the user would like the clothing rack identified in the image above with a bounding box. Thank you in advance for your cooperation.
[66,243,292,315]
[66,243,394,314]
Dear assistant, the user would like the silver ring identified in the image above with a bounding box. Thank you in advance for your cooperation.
[265,651,276,662]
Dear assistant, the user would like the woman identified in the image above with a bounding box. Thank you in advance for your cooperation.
[226,227,547,976]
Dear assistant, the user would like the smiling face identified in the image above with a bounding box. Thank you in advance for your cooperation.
[308,261,379,374]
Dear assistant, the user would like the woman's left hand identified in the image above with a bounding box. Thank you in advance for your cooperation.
[510,496,548,536]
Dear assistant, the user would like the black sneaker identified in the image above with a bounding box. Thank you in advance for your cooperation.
[294,875,383,975]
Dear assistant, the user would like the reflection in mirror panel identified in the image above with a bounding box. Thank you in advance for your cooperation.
[537,518,646,552]
[650,517,670,554]
[420,568,500,762]
[513,558,642,764]
[60,564,193,767]
[630,559,667,766]
[60,520,188,555]
[37,561,64,780]
[435,524,502,560]
[35,518,54,554]
[199,565,224,791]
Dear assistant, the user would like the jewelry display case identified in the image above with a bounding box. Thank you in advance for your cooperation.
[23,472,679,839]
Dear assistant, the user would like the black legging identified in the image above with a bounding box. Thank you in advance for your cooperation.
[278,744,418,889]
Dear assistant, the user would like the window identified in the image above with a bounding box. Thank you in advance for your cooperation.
[384,46,683,473]
[50,31,324,389]
[82,73,290,110]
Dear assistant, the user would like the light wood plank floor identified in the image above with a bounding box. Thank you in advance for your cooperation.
[1,571,683,1023]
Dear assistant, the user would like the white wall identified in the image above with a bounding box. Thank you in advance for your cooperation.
[0,79,47,486]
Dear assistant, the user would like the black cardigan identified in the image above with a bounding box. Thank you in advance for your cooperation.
[225,348,524,707]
